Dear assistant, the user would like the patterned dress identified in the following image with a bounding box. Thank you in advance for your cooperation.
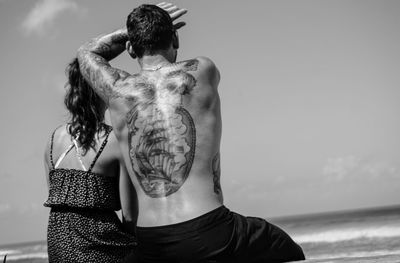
[44,127,136,262]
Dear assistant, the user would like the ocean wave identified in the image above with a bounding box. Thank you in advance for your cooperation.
[309,249,400,260]
[293,225,400,243]
[6,252,48,261]
[0,250,20,257]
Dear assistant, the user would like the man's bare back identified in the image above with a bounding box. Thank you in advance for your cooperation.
[110,58,223,226]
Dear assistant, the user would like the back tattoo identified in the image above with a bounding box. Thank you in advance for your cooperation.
[126,60,199,198]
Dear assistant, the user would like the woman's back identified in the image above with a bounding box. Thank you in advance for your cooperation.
[44,124,136,263]
[47,124,119,175]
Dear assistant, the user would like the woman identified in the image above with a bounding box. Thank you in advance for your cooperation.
[43,58,137,262]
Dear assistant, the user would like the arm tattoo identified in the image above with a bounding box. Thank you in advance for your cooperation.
[126,61,199,198]
[212,152,222,194]
[77,29,131,104]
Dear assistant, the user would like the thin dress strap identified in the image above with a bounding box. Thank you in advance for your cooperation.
[87,126,113,173]
[49,126,62,169]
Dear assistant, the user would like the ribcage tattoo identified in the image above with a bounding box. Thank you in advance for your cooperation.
[212,152,221,194]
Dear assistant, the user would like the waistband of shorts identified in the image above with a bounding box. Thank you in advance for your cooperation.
[136,205,232,241]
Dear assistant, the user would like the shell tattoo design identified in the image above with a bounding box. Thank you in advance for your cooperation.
[127,60,198,198]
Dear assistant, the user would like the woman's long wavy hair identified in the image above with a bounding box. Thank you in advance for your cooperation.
[64,58,106,153]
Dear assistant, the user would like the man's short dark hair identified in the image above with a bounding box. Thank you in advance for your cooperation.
[126,4,174,58]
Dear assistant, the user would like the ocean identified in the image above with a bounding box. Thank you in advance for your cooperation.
[1,205,400,262]
[271,205,400,262]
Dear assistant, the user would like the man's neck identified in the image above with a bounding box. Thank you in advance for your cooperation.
[139,52,176,71]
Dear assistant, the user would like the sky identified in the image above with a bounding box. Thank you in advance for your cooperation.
[0,0,400,245]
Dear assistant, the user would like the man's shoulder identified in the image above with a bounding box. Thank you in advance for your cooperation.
[177,56,217,72]
[177,57,220,85]
[195,56,217,67]
[195,56,220,86]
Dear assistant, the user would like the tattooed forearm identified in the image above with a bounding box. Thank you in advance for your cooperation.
[77,29,131,104]
[212,152,221,194]
[82,28,128,60]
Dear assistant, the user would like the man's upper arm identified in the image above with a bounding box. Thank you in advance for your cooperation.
[77,49,132,104]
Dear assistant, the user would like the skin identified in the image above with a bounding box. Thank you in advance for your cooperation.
[44,124,138,233]
[77,3,222,226]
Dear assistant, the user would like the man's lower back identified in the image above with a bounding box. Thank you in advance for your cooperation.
[134,169,224,227]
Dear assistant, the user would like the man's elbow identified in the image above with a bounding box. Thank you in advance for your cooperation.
[76,45,89,62]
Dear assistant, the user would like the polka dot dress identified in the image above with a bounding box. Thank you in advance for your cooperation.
[44,127,136,262]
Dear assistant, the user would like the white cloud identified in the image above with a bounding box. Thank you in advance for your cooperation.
[22,0,80,35]
[323,155,361,181]
[322,155,399,181]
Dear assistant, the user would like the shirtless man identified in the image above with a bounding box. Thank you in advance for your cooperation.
[77,3,305,262]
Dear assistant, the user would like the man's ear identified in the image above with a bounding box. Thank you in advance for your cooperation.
[172,31,179,49]
[126,41,137,59]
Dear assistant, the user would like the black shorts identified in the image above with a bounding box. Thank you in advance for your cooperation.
[133,206,305,263]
